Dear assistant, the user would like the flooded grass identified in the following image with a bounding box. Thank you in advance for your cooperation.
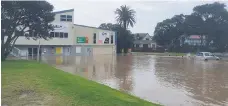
[2,60,160,106]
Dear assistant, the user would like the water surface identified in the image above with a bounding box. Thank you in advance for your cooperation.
[42,55,228,106]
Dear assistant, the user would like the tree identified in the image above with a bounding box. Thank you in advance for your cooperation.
[153,2,228,52]
[153,14,186,47]
[115,5,136,30]
[1,1,55,61]
[192,2,228,51]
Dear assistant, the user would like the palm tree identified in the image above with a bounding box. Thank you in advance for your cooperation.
[115,5,136,30]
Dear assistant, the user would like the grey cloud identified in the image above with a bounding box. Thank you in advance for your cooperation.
[48,0,228,35]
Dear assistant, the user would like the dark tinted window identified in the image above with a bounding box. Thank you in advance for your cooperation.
[67,15,72,18]
[64,33,68,38]
[111,35,113,44]
[50,32,54,37]
[60,15,66,21]
[60,32,64,38]
[67,18,72,22]
[93,33,96,44]
[55,32,59,37]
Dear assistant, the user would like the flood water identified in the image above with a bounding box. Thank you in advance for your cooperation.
[42,55,228,106]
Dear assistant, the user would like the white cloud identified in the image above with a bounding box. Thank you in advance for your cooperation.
[47,0,228,35]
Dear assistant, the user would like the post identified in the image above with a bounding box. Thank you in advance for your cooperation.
[37,39,41,62]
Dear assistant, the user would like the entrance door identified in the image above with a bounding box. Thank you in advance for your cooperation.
[33,48,38,57]
[28,47,38,59]
[28,48,33,57]
[56,47,62,54]
[86,47,93,56]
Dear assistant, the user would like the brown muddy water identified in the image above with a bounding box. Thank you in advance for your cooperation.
[41,55,228,106]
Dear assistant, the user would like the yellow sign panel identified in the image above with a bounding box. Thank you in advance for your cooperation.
[56,47,62,54]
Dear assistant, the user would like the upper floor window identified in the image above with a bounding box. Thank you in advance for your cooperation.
[50,32,68,38]
[60,15,72,22]
[111,35,113,44]
[93,33,96,44]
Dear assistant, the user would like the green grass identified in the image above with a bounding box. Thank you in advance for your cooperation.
[2,60,160,106]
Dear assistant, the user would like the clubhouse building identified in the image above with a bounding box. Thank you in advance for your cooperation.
[14,9,117,58]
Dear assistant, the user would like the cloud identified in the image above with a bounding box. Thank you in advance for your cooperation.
[47,0,228,35]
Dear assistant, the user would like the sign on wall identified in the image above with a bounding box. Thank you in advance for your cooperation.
[77,37,88,43]
[51,23,68,32]
[98,32,110,44]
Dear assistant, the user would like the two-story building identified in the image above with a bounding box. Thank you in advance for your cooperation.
[14,9,116,58]
[132,33,157,52]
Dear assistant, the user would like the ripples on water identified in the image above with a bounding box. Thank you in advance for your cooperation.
[42,55,228,106]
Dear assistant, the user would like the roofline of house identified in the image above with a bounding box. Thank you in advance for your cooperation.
[53,9,74,14]
[133,33,149,35]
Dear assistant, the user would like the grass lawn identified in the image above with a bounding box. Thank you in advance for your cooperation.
[2,60,160,106]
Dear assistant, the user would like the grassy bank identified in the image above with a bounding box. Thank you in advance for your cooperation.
[2,60,160,106]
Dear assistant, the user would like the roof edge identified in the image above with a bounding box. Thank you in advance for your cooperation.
[53,9,74,14]
[74,24,115,32]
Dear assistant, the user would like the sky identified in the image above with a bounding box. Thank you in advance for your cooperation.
[47,0,228,36]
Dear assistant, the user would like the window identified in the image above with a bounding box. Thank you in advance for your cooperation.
[60,15,72,22]
[152,44,156,48]
[111,35,113,44]
[67,15,72,22]
[55,32,59,37]
[146,38,150,40]
[76,47,81,53]
[60,32,64,38]
[136,44,139,48]
[52,32,68,38]
[50,32,54,37]
[93,33,96,44]
[60,15,66,21]
[64,33,68,38]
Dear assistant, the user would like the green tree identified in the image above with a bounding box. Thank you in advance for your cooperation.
[192,2,228,51]
[115,5,136,30]
[153,14,186,48]
[153,2,228,52]
[1,1,55,61]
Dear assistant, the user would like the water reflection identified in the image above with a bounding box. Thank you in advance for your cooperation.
[42,55,228,106]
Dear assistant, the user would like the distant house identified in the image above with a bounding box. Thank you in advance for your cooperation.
[132,33,157,52]
[180,35,206,46]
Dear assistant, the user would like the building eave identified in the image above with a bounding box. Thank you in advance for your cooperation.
[74,24,115,32]
[53,9,74,14]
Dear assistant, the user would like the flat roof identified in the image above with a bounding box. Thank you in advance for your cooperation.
[53,9,74,14]
[74,24,115,32]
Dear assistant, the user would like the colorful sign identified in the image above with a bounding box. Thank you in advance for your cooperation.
[77,37,88,43]
[99,32,110,44]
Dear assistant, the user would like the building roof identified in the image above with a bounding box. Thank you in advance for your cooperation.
[53,9,74,14]
[74,24,115,32]
[133,33,150,40]
[188,35,206,39]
